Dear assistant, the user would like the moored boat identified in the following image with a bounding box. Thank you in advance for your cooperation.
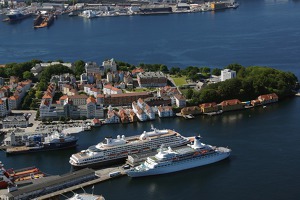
[69,126,191,168]
[67,193,105,200]
[6,131,78,154]
[126,136,231,177]
[34,13,54,28]
[5,8,32,22]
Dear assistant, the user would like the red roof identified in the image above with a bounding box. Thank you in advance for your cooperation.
[87,96,96,104]
[200,102,217,108]
[60,95,68,100]
[220,99,241,106]
[258,93,278,101]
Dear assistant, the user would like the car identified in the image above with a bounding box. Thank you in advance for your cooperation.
[123,164,131,169]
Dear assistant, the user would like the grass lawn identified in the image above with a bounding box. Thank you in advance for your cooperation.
[171,76,188,86]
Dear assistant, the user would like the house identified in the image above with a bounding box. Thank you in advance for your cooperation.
[195,81,207,91]
[85,62,100,74]
[144,96,171,107]
[105,110,120,124]
[137,71,167,87]
[257,93,279,105]
[219,99,244,112]
[132,101,147,121]
[158,86,180,97]
[157,106,174,118]
[199,102,219,113]
[173,94,186,108]
[103,84,122,95]
[91,118,102,127]
[181,106,201,116]
[119,109,130,123]
[0,98,9,117]
[68,94,88,106]
[221,69,236,82]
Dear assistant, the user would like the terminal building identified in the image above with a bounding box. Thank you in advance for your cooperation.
[2,168,96,200]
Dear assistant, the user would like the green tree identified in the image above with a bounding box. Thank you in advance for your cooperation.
[74,60,85,78]
[23,71,34,80]
[160,65,169,74]
[35,91,43,99]
[211,68,221,76]
[186,88,194,99]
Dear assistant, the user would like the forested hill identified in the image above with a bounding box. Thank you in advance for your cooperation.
[192,64,299,104]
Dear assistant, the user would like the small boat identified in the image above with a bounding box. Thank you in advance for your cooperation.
[228,2,239,9]
[80,10,97,19]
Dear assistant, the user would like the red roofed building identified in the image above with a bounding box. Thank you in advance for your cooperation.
[8,95,20,110]
[199,102,219,113]
[103,84,122,95]
[131,67,145,76]
[97,92,152,106]
[219,99,243,112]
[258,93,279,105]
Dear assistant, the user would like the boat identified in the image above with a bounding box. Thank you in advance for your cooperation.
[6,131,78,154]
[126,136,231,177]
[69,126,191,168]
[228,2,239,9]
[34,13,54,28]
[0,161,45,189]
[80,10,97,19]
[5,8,32,21]
[67,193,105,200]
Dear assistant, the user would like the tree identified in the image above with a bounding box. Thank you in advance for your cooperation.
[160,65,169,74]
[186,88,194,99]
[211,68,221,76]
[74,60,85,78]
[169,67,181,75]
[35,91,43,99]
[23,71,34,80]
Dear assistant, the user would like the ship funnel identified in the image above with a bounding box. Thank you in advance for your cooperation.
[117,135,120,139]
[122,135,125,140]
[192,136,203,149]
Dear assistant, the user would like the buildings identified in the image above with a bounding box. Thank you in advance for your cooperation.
[97,92,152,107]
[31,62,74,77]
[103,84,122,95]
[199,102,218,113]
[157,106,173,118]
[2,115,29,129]
[102,58,117,72]
[137,71,167,87]
[221,69,236,82]
[181,106,201,116]
[132,98,155,121]
[173,94,186,108]
[258,93,279,105]
[219,99,244,112]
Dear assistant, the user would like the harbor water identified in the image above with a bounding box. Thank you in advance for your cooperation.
[1,0,300,199]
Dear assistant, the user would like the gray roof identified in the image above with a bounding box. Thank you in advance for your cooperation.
[9,168,95,197]
[137,71,166,79]
[3,116,27,122]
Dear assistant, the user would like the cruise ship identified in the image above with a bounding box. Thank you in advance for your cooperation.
[69,126,191,168]
[126,136,231,177]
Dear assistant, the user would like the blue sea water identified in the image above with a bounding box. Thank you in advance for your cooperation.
[1,0,300,199]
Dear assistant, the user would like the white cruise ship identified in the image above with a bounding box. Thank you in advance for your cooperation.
[126,136,231,177]
[69,126,190,168]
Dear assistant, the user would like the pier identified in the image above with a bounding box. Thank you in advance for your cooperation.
[3,166,125,200]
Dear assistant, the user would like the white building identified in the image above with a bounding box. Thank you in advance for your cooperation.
[102,58,117,72]
[221,69,236,81]
[2,116,29,129]
[85,62,100,74]
[103,84,122,95]
[157,106,174,117]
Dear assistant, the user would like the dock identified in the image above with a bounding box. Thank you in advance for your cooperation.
[3,166,126,200]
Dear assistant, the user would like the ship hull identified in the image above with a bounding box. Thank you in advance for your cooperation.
[7,13,31,21]
[127,152,230,177]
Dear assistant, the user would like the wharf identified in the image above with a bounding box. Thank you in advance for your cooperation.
[31,166,125,200]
